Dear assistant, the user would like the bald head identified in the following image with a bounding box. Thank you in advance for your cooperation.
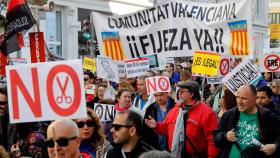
[236,84,257,114]
[46,119,81,158]
[47,119,79,139]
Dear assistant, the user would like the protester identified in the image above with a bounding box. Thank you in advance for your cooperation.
[84,71,96,103]
[216,89,236,122]
[132,76,155,115]
[176,64,183,74]
[115,89,132,112]
[145,70,156,78]
[145,81,219,158]
[163,63,180,85]
[92,83,107,103]
[75,108,112,158]
[105,110,153,158]
[0,85,11,150]
[0,145,9,158]
[139,150,173,158]
[214,85,280,158]
[142,92,175,150]
[179,69,192,82]
[46,119,82,158]
[118,80,135,100]
[205,84,218,105]
[271,79,280,110]
[257,86,280,119]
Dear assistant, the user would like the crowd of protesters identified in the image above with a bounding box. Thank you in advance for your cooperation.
[0,59,280,158]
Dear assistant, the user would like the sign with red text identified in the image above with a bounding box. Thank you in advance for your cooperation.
[145,76,171,95]
[125,58,150,78]
[260,53,280,72]
[29,32,46,63]
[6,60,87,123]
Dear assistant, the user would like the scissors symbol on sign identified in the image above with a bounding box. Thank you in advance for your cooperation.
[56,76,72,104]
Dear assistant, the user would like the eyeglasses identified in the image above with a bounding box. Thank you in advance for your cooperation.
[112,124,132,131]
[0,101,7,105]
[44,136,77,148]
[178,89,190,94]
[76,120,95,128]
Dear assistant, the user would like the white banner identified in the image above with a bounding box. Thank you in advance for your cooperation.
[92,0,252,60]
[96,56,120,83]
[94,103,116,122]
[146,76,171,95]
[125,58,150,78]
[222,59,262,94]
[6,60,87,123]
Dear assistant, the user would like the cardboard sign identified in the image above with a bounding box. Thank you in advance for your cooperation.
[260,53,280,72]
[103,86,117,100]
[222,59,262,94]
[94,103,116,122]
[125,58,150,78]
[5,60,87,123]
[219,58,230,76]
[192,52,221,76]
[96,56,119,83]
[92,0,252,59]
[118,61,126,78]
[207,77,223,84]
[83,57,96,72]
[146,76,171,95]
[29,32,46,63]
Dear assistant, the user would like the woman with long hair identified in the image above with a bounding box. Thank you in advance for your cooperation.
[75,108,112,158]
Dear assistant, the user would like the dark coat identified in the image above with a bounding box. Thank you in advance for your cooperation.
[105,140,153,158]
[142,97,175,150]
[214,106,280,158]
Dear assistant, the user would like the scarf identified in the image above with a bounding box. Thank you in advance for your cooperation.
[114,103,130,112]
[171,101,199,158]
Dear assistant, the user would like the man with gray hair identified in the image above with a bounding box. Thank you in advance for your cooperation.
[46,119,82,158]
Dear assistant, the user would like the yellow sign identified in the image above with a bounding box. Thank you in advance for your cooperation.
[192,52,221,76]
[270,24,280,39]
[83,57,96,72]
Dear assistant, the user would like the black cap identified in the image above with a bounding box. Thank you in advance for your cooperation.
[177,81,200,94]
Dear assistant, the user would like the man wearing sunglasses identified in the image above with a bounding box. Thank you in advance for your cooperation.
[105,110,153,158]
[46,119,82,158]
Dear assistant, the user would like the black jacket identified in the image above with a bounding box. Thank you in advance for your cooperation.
[214,106,280,158]
[105,140,153,158]
[142,97,175,150]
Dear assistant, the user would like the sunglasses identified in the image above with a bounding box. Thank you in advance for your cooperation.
[84,78,89,81]
[0,101,7,105]
[44,136,77,148]
[76,120,95,128]
[112,124,132,131]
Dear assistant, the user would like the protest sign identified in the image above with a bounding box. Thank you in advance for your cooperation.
[192,52,221,76]
[29,32,46,63]
[260,53,280,72]
[10,58,28,65]
[92,0,252,60]
[83,57,96,72]
[125,58,150,78]
[118,61,126,77]
[165,58,175,64]
[96,56,119,83]
[104,86,117,100]
[94,103,116,122]
[222,59,262,94]
[5,60,87,123]
[146,76,171,95]
[207,77,223,84]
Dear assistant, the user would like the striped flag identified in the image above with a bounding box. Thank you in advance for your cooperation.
[101,32,125,61]
[228,20,249,55]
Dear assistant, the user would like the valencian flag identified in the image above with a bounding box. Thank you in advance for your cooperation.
[228,20,249,55]
[0,0,36,55]
[101,31,125,61]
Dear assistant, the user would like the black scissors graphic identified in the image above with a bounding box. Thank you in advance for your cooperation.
[56,76,72,104]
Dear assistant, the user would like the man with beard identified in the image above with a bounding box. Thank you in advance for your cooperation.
[105,110,153,158]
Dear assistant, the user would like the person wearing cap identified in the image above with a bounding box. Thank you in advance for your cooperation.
[145,81,219,158]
